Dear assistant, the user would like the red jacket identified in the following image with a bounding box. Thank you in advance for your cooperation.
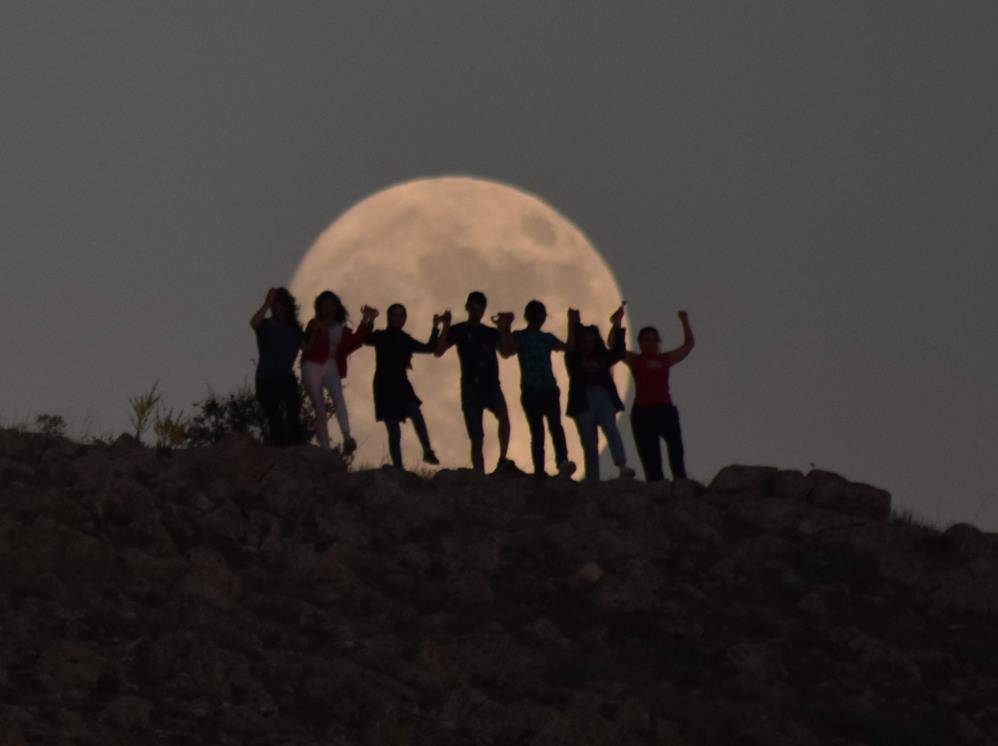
[301,321,369,377]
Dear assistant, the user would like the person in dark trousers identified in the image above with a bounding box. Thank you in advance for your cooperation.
[497,300,576,479]
[565,305,636,481]
[365,303,443,469]
[435,291,513,473]
[624,311,695,481]
[250,287,305,447]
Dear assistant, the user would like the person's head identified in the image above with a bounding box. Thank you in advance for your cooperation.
[524,299,546,327]
[271,287,300,327]
[638,326,661,355]
[465,291,487,322]
[314,291,347,324]
[580,324,606,357]
[387,303,407,330]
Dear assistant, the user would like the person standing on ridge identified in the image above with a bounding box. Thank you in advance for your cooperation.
[365,303,444,469]
[497,300,576,479]
[301,291,377,454]
[623,311,695,481]
[435,291,513,473]
[565,304,636,481]
[250,287,305,447]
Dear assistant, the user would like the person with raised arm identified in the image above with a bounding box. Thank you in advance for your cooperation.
[497,300,575,479]
[365,303,444,469]
[564,304,635,481]
[250,287,305,447]
[623,311,695,481]
[435,291,513,473]
[301,291,377,454]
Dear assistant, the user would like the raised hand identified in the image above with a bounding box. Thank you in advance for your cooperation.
[568,308,581,324]
[491,312,514,328]
[360,305,379,322]
[265,288,277,307]
[678,310,689,323]
[610,302,626,326]
[441,310,452,325]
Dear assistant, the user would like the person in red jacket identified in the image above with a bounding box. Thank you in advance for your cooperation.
[301,291,377,453]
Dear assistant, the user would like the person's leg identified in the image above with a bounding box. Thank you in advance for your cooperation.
[462,389,486,472]
[573,412,599,481]
[661,405,688,480]
[302,363,330,449]
[493,390,510,463]
[589,387,628,469]
[631,405,665,482]
[543,387,571,468]
[255,378,284,446]
[283,375,305,446]
[384,419,403,468]
[408,401,434,457]
[322,362,355,453]
[521,389,547,474]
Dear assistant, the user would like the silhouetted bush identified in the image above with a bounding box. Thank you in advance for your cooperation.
[184,384,317,447]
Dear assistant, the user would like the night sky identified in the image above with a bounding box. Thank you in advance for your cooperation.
[2,3,996,527]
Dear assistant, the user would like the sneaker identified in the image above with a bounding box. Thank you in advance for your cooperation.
[557,459,577,477]
[342,435,357,455]
[618,465,636,479]
[423,450,440,465]
[495,457,516,473]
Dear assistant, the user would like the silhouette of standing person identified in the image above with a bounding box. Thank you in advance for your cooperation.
[497,300,576,479]
[250,287,305,447]
[365,303,443,469]
[435,291,513,473]
[624,311,695,481]
[565,305,636,481]
[301,291,376,454]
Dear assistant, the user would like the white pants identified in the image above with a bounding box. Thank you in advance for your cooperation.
[302,360,350,449]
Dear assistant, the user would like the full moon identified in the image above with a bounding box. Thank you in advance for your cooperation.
[289,176,631,473]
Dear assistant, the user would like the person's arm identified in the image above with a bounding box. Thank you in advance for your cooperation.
[494,313,516,358]
[434,310,453,356]
[250,288,276,331]
[664,310,695,365]
[549,334,568,353]
[342,306,378,355]
[607,304,627,366]
[565,309,581,352]
[411,316,442,354]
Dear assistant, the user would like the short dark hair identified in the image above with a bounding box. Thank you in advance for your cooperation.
[638,326,660,341]
[524,299,546,324]
[387,303,407,317]
[466,291,487,308]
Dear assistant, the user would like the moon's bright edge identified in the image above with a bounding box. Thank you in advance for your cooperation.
[289,176,631,473]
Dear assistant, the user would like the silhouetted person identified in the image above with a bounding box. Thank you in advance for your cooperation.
[497,300,576,479]
[625,311,695,481]
[435,291,512,473]
[365,303,443,469]
[565,305,636,481]
[250,287,305,447]
[301,291,376,454]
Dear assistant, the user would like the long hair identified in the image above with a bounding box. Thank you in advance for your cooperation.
[314,291,348,324]
[580,324,609,356]
[273,287,303,332]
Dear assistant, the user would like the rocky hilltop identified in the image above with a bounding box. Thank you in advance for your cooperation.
[1,429,997,745]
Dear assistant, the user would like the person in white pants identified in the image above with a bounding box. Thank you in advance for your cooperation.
[300,291,377,454]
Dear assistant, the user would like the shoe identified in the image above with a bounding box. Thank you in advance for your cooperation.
[618,465,636,479]
[557,459,577,477]
[495,457,516,473]
[423,450,440,465]
[342,435,357,455]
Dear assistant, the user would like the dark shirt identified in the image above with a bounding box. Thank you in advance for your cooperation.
[255,318,304,380]
[445,322,501,391]
[366,327,438,382]
[512,329,560,389]
[564,325,627,416]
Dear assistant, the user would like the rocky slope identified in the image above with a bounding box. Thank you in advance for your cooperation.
[1,428,997,745]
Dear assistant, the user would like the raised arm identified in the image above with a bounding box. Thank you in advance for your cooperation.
[494,312,516,358]
[411,315,443,354]
[250,288,276,331]
[664,310,695,365]
[434,310,453,356]
[565,308,581,352]
[607,304,627,365]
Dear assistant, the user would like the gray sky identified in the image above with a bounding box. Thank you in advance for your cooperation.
[2,2,996,527]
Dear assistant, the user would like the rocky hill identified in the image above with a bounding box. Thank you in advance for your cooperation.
[1,428,997,745]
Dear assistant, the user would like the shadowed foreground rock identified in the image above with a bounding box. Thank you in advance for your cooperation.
[1,429,997,745]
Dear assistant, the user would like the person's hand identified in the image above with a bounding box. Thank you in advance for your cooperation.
[678,310,689,323]
[492,312,514,327]
[568,308,581,324]
[441,310,452,325]
[361,305,379,322]
[265,288,277,307]
[432,313,443,326]
[610,302,626,326]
